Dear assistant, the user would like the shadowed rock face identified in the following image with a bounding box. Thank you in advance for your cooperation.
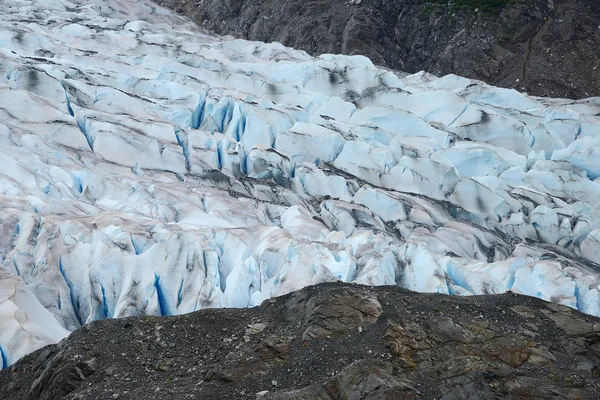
[2,282,599,399]
[152,0,600,99]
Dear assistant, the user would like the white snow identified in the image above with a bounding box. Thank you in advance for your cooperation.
[1,0,600,368]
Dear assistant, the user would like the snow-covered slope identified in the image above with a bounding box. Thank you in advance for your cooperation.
[2,0,600,368]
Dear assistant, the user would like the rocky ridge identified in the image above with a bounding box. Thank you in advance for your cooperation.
[1,282,599,399]
[153,0,600,99]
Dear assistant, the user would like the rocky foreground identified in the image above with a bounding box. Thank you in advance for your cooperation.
[1,282,599,399]
[154,0,600,99]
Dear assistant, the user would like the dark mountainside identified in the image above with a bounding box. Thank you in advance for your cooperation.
[152,0,600,99]
[2,283,599,399]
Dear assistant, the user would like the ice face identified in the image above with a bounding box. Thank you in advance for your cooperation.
[1,0,600,368]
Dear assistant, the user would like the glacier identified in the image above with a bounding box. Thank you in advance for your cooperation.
[1,0,600,368]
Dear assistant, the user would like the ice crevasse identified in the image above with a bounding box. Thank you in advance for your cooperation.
[1,0,600,367]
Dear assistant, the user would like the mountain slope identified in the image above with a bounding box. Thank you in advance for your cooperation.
[153,0,600,99]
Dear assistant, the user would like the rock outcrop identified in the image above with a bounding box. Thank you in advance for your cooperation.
[2,282,599,399]
[153,0,600,99]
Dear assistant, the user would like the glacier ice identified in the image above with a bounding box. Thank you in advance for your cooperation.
[1,0,600,368]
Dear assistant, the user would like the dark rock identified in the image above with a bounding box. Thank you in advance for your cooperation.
[286,286,382,341]
[1,282,600,399]
[270,359,418,399]
[152,0,600,99]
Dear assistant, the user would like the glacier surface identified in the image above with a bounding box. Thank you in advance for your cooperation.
[2,0,600,368]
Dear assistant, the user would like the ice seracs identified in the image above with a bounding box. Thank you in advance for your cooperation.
[1,0,600,368]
